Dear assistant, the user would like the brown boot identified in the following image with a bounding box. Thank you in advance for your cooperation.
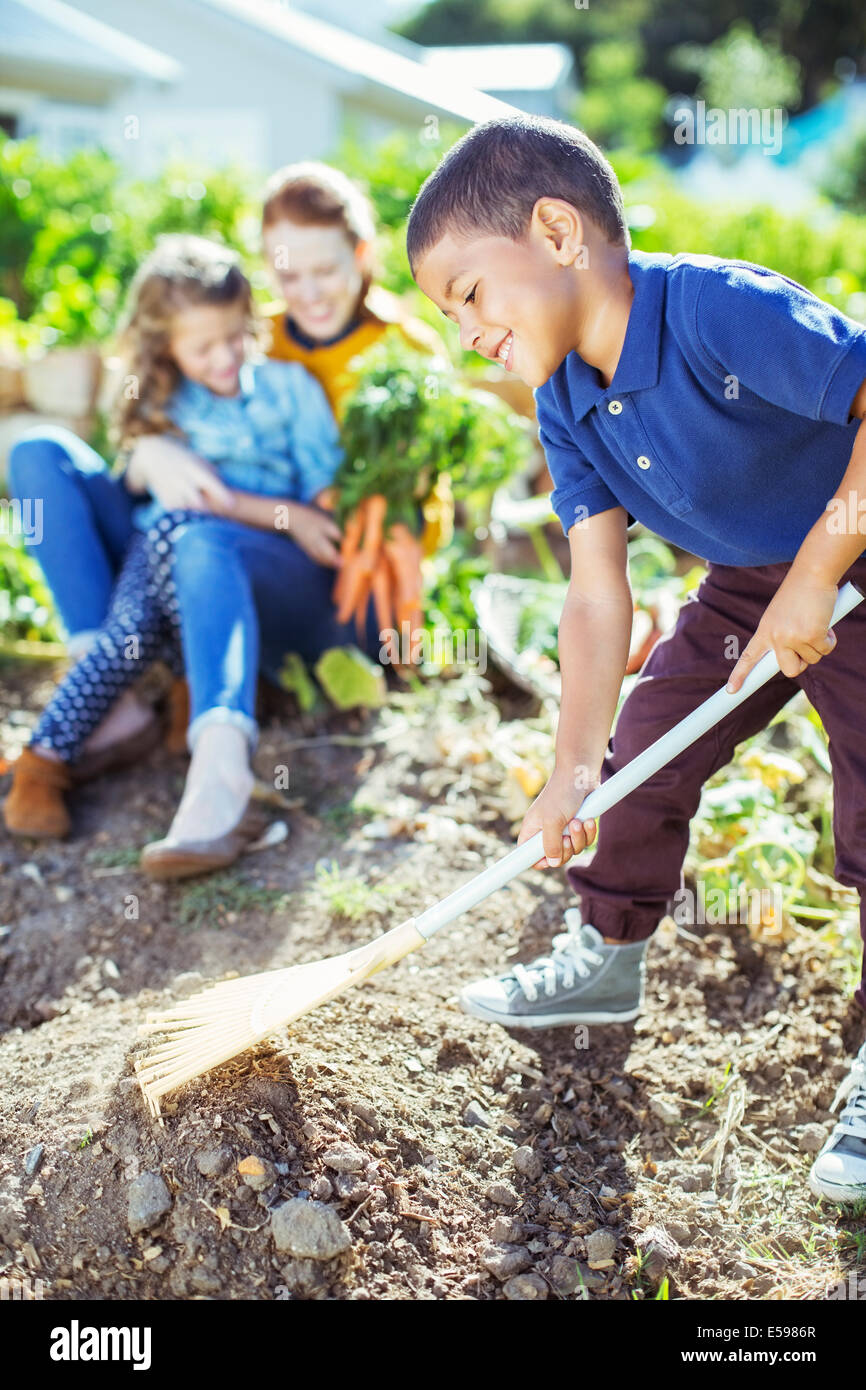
[3,747,72,838]
[164,678,189,755]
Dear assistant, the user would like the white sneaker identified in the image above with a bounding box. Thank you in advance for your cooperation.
[809,1041,866,1203]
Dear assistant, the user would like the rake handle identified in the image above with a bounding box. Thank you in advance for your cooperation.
[414,579,864,941]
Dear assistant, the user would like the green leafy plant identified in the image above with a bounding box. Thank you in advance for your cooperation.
[335,338,533,530]
[0,536,63,647]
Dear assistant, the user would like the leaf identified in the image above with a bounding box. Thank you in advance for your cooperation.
[314,645,386,710]
[278,651,322,713]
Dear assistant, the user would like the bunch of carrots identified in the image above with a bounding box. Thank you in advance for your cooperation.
[328,492,424,664]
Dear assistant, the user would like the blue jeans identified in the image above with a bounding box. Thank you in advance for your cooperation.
[168,515,382,749]
[8,428,383,750]
[7,427,139,650]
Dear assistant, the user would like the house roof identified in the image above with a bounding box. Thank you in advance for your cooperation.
[420,44,575,94]
[3,0,182,82]
[196,0,517,122]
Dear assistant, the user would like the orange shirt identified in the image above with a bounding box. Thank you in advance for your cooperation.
[263,285,444,419]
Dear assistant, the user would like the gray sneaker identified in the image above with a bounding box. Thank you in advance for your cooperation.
[459,907,647,1028]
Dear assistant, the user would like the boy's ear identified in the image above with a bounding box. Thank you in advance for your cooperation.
[531,198,585,264]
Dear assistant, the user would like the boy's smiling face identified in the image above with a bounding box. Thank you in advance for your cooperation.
[412,204,587,388]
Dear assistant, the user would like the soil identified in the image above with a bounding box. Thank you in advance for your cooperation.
[0,660,864,1303]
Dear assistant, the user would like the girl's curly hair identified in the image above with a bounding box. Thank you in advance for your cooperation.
[113,234,256,445]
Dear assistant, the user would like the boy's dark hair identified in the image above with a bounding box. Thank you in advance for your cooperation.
[407,115,630,269]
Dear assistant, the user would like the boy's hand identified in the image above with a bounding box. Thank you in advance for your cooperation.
[726,574,838,692]
[517,766,599,869]
[287,502,343,567]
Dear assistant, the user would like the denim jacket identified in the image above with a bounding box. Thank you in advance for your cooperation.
[134,358,343,530]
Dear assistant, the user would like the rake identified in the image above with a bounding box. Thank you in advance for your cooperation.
[135,580,864,1117]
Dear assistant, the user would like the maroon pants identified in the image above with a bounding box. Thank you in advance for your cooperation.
[567,555,866,1010]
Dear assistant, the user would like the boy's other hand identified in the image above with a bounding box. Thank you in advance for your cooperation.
[517,766,599,870]
[726,574,838,692]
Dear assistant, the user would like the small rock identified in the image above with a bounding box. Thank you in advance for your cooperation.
[480,1243,531,1281]
[665,1220,691,1246]
[103,959,121,980]
[649,1095,682,1126]
[730,1260,759,1280]
[271,1199,351,1260]
[128,1172,172,1236]
[310,1176,333,1201]
[545,1255,580,1295]
[321,1144,366,1174]
[189,1268,222,1295]
[463,1101,491,1129]
[24,1145,44,1177]
[577,1262,607,1290]
[512,1146,543,1181]
[280,1258,326,1297]
[195,1146,232,1179]
[585,1228,616,1269]
[349,1101,379,1132]
[797,1124,827,1154]
[638,1224,681,1280]
[54,885,74,904]
[332,1174,367,1201]
[172,971,205,997]
[492,1215,523,1243]
[238,1155,276,1190]
[484,1180,519,1208]
[503,1272,547,1300]
[674,1165,712,1192]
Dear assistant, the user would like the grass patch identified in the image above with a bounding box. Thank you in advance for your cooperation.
[318,799,384,834]
[85,846,142,869]
[175,873,291,930]
[310,859,389,923]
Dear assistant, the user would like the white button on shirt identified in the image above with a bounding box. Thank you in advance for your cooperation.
[637,455,652,469]
[608,400,623,415]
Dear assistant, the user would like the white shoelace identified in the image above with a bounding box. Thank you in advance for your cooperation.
[829,1044,866,1143]
[511,922,604,1003]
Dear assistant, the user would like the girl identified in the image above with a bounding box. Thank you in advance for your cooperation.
[4,234,378,875]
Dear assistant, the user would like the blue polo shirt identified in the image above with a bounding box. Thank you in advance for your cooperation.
[534,251,866,565]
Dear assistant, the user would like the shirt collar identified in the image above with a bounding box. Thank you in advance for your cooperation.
[556,249,669,422]
[285,314,362,351]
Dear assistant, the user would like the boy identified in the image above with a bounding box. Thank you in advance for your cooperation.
[407,115,866,1205]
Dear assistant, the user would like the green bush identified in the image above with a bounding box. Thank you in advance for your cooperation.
[0,136,259,349]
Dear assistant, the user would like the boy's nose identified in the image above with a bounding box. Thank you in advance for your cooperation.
[459,318,481,353]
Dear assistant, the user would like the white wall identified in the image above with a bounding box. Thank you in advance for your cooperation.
[56,0,346,174]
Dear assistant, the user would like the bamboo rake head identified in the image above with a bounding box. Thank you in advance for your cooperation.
[134,916,424,1118]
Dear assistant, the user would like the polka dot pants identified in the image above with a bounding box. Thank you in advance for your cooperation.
[31,511,200,762]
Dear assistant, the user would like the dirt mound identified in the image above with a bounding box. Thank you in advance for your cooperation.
[0,668,863,1300]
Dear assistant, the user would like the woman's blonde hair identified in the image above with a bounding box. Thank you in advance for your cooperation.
[261,161,379,307]
[113,234,255,444]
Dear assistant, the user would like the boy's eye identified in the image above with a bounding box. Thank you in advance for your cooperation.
[463,285,477,305]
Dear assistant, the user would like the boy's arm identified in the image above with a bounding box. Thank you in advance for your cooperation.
[727,375,866,691]
[517,504,633,868]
